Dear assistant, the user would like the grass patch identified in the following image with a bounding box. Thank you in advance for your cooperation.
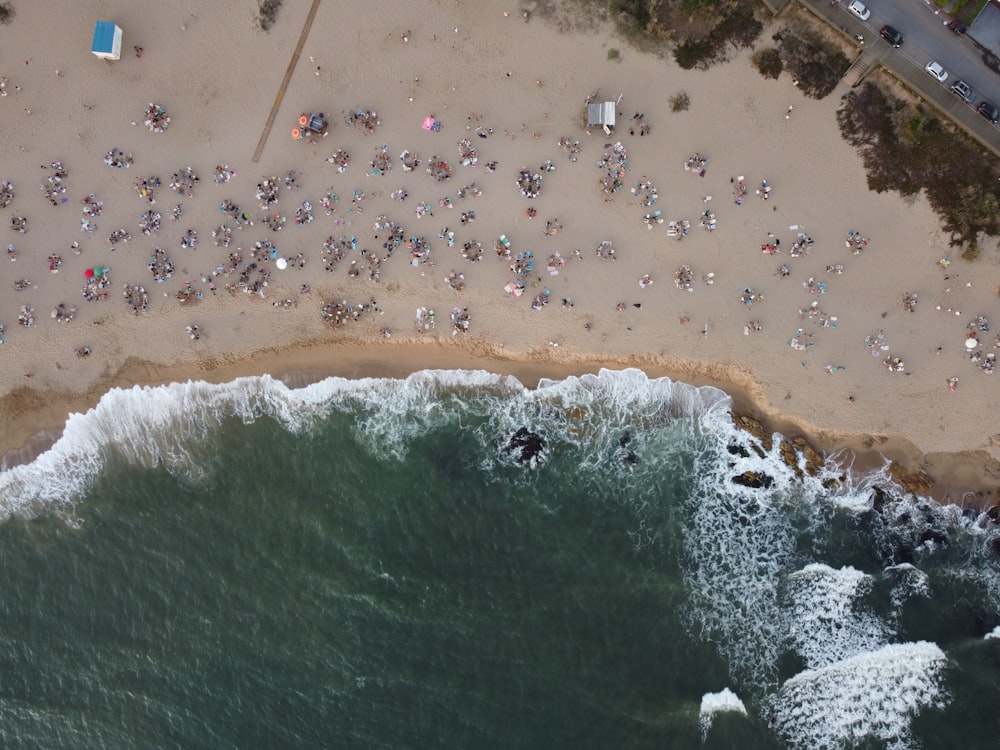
[961,242,981,262]
[966,0,989,21]
[607,47,621,61]
[838,82,1000,248]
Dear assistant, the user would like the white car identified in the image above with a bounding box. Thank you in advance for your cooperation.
[925,61,948,83]
[848,0,871,21]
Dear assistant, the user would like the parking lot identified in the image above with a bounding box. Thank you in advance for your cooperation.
[794,0,1000,157]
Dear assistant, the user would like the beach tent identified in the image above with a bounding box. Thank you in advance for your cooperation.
[587,102,616,134]
[91,22,123,60]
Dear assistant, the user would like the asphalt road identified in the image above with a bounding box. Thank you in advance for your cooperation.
[837,0,1000,109]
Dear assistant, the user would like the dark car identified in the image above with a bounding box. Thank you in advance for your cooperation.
[879,25,903,47]
[977,101,999,124]
[950,80,975,104]
[948,19,966,34]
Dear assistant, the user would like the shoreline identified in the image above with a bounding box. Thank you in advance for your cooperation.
[2,339,996,511]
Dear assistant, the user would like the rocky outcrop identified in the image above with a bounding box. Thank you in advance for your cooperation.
[886,462,935,495]
[732,413,825,479]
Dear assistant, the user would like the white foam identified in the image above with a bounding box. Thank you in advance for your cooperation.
[674,401,988,694]
[770,641,948,750]
[884,563,931,616]
[872,495,1000,612]
[822,449,896,513]
[698,688,747,739]
[986,625,1000,640]
[679,411,822,691]
[784,564,891,670]
[0,376,319,518]
[0,368,733,522]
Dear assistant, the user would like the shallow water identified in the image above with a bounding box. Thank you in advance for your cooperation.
[0,369,997,749]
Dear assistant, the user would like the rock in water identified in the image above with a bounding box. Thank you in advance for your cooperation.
[731,471,774,489]
[501,427,547,467]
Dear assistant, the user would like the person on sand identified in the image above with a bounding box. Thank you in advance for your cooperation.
[134,46,144,58]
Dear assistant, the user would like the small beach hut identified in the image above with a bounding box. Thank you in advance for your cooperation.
[91,22,123,61]
[587,101,616,135]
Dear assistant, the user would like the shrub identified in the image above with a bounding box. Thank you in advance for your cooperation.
[0,2,14,24]
[838,82,1000,247]
[607,47,621,61]
[674,38,716,69]
[753,47,783,79]
[776,29,849,99]
[258,0,282,31]
[669,91,691,112]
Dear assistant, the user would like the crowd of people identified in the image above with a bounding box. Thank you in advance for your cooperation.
[0,75,991,414]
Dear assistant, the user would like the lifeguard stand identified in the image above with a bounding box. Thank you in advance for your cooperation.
[91,21,123,61]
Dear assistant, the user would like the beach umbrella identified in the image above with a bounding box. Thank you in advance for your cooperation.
[93,266,103,276]
[84,268,95,279]
[275,257,288,270]
[966,337,979,349]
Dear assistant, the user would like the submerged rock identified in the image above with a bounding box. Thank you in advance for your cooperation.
[732,413,826,477]
[618,432,639,465]
[727,443,751,458]
[501,427,547,467]
[731,471,774,489]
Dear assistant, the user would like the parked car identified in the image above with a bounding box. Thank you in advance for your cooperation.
[924,61,948,84]
[848,0,871,21]
[879,25,903,46]
[977,101,999,123]
[950,80,974,103]
[948,19,966,34]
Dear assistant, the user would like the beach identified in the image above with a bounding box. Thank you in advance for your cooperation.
[1,0,999,500]
[2,4,1000,746]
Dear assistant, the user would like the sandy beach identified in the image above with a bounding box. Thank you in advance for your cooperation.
[1,0,998,503]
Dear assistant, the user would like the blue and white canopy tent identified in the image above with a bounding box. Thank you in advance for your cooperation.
[91,21,123,61]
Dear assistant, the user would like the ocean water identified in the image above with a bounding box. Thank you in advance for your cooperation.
[0,368,998,749]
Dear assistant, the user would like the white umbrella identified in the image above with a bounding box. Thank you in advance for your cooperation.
[275,257,288,270]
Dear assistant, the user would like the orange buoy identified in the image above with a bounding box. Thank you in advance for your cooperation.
[291,128,301,140]
[299,115,308,127]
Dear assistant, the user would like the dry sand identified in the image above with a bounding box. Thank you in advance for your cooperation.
[1,0,999,502]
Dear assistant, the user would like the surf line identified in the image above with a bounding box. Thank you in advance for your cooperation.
[252,0,323,164]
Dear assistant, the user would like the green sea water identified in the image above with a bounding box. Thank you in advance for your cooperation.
[0,370,997,749]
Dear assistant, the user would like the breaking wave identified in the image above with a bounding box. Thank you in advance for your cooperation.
[783,564,892,670]
[0,368,729,520]
[699,688,747,739]
[768,642,949,750]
